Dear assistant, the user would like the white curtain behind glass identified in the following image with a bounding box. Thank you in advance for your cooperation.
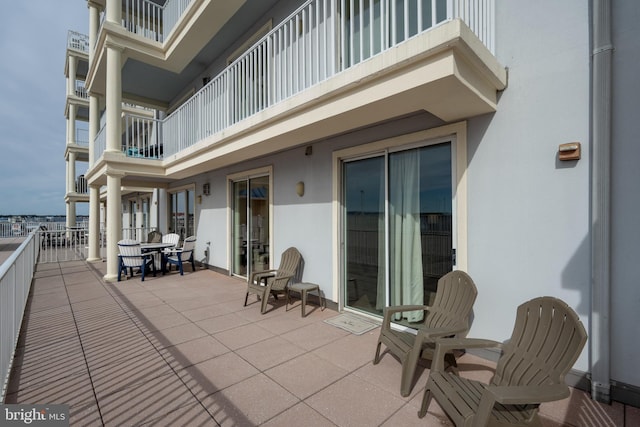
[389,149,424,322]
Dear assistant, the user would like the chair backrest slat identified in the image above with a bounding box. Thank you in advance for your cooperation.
[425,270,477,332]
[272,247,302,291]
[118,239,144,268]
[162,233,180,246]
[492,297,587,388]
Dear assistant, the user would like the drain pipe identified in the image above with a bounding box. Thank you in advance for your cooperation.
[590,0,613,404]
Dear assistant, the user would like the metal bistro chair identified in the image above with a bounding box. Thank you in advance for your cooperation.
[117,239,156,281]
[419,296,588,427]
[373,270,478,397]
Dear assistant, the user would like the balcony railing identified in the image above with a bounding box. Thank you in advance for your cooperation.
[75,80,88,99]
[97,0,495,162]
[67,30,89,53]
[1,231,39,401]
[122,0,195,42]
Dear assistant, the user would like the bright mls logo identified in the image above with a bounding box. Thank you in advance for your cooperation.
[1,405,68,426]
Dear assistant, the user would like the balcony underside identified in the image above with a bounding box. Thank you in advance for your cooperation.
[87,19,506,188]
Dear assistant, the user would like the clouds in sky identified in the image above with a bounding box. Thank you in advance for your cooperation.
[0,1,88,215]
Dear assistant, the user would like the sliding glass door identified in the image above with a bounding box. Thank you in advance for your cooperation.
[343,141,454,320]
[232,175,270,278]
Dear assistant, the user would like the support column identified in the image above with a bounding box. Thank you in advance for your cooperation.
[67,152,77,229]
[89,96,99,166]
[87,1,101,64]
[104,171,123,282]
[105,44,123,153]
[68,104,77,145]
[68,56,77,97]
[88,185,101,262]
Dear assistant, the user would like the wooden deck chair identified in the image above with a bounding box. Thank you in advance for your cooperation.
[117,239,155,281]
[419,296,588,426]
[244,247,302,314]
[373,270,478,397]
[165,236,196,275]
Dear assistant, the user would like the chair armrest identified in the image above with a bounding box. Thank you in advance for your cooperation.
[415,323,468,340]
[431,338,503,372]
[487,383,570,405]
[382,305,430,329]
[250,270,277,284]
[472,383,570,426]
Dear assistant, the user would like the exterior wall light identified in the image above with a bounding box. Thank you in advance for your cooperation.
[558,142,581,161]
[296,181,305,197]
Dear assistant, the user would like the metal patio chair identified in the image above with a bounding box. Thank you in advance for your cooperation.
[373,270,478,397]
[418,296,587,426]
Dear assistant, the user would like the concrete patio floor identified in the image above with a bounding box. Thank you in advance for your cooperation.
[5,260,639,426]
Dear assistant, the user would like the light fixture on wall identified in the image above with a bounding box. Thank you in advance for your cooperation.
[558,142,581,161]
[296,181,305,197]
[197,195,202,204]
[203,183,210,196]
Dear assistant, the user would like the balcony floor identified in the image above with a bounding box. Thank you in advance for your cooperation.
[6,260,639,426]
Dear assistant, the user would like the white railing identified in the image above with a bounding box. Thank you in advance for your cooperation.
[75,80,88,99]
[0,231,39,401]
[122,0,195,42]
[76,128,90,146]
[98,0,494,160]
[122,227,159,242]
[94,125,106,164]
[450,0,494,53]
[67,30,89,53]
[123,114,163,159]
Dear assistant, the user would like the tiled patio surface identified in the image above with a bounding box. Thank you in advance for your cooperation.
[5,260,639,426]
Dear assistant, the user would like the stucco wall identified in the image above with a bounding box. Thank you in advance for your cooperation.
[466,0,591,372]
[610,1,640,388]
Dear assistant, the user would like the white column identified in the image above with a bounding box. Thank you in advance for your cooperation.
[89,96,99,166]
[105,0,122,25]
[88,185,101,262]
[106,44,122,153]
[69,152,77,192]
[68,56,77,97]
[104,171,123,282]
[68,104,77,145]
[88,1,100,64]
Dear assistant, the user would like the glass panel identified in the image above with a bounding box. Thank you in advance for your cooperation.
[344,156,385,316]
[186,189,195,237]
[232,181,248,277]
[388,143,452,317]
[249,176,270,275]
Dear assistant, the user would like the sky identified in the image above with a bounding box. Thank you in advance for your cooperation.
[0,1,88,216]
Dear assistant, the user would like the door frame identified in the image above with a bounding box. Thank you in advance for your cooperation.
[227,166,274,279]
[332,122,468,313]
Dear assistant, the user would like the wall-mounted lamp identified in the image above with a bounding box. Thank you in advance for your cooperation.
[558,142,581,161]
[296,181,305,197]
[203,183,210,196]
[197,195,202,204]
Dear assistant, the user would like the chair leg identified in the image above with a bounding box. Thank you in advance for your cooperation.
[244,291,249,306]
[373,340,383,364]
[418,386,432,418]
[260,288,270,314]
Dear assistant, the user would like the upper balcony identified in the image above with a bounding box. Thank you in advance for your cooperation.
[88,0,506,185]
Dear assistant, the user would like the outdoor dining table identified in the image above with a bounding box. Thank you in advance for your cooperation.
[141,242,176,273]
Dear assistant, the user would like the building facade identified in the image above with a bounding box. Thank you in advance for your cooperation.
[70,0,640,406]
